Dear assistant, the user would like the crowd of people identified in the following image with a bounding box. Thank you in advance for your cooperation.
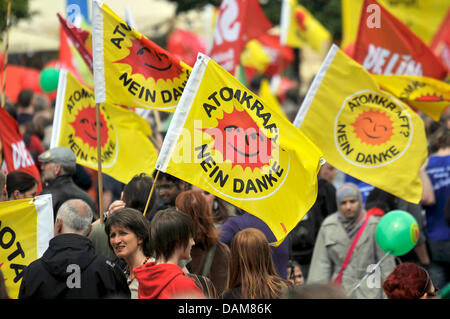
[0,85,449,300]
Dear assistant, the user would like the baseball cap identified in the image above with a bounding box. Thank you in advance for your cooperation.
[38,146,76,167]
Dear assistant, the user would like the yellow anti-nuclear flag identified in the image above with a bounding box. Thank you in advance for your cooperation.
[0,195,53,299]
[373,74,450,122]
[52,69,158,184]
[156,53,323,246]
[280,0,331,53]
[91,0,191,112]
[258,78,287,119]
[294,44,428,204]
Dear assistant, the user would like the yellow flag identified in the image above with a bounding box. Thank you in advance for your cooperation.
[258,78,287,119]
[241,40,271,74]
[52,69,158,184]
[294,45,428,204]
[0,195,53,299]
[91,0,191,111]
[280,0,331,52]
[156,53,323,246]
[341,0,449,50]
[373,74,450,122]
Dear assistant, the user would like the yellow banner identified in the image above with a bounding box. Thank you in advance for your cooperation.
[341,0,449,49]
[0,195,53,299]
[281,0,331,52]
[52,70,158,184]
[294,45,428,204]
[92,0,191,111]
[373,74,450,122]
[258,78,287,119]
[156,53,323,246]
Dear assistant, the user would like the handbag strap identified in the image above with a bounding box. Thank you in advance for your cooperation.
[201,244,217,277]
[334,213,371,286]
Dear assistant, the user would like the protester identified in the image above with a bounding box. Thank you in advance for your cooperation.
[289,162,337,279]
[38,146,97,219]
[0,171,8,201]
[307,183,396,299]
[105,208,154,299]
[89,172,156,260]
[134,207,204,299]
[18,199,130,299]
[222,228,292,299]
[287,260,304,286]
[220,210,290,279]
[16,89,35,126]
[149,171,190,220]
[383,262,438,299]
[421,127,450,289]
[6,170,38,200]
[191,185,238,227]
[175,190,231,295]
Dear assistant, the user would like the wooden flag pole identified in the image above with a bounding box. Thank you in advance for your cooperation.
[1,0,12,109]
[144,170,159,217]
[96,103,104,222]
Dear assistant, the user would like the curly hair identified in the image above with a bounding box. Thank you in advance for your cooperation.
[382,262,430,299]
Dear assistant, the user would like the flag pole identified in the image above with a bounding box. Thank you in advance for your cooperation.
[1,0,12,109]
[144,169,159,217]
[96,103,104,222]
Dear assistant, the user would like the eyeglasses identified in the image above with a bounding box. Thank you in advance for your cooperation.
[420,267,439,297]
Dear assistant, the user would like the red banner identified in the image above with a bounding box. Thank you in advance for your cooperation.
[430,9,450,73]
[258,33,294,77]
[0,107,42,193]
[353,0,447,80]
[209,0,272,74]
[57,13,93,71]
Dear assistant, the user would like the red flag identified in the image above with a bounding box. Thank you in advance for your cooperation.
[57,13,93,71]
[0,107,42,194]
[209,0,272,74]
[353,0,447,80]
[430,9,450,73]
[257,33,294,77]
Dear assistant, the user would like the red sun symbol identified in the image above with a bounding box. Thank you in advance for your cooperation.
[295,10,307,31]
[114,38,183,81]
[352,110,394,146]
[202,107,274,171]
[70,106,109,149]
[414,94,446,102]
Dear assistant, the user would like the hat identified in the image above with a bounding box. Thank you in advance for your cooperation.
[336,183,362,206]
[38,146,76,167]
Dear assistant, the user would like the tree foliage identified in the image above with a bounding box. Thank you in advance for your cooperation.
[165,0,342,41]
[0,0,35,41]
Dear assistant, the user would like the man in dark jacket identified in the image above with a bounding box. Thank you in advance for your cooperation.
[38,146,97,219]
[18,199,130,299]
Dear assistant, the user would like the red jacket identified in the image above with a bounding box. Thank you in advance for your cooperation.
[134,262,204,299]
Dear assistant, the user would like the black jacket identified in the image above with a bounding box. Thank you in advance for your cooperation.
[41,175,97,219]
[18,234,130,299]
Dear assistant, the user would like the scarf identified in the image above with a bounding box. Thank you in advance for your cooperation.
[336,183,366,237]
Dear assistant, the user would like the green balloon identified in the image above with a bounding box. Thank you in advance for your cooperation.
[376,210,419,256]
[39,68,60,93]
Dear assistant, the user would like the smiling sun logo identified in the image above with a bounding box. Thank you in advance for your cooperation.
[202,107,274,172]
[351,110,394,146]
[70,105,109,149]
[114,38,183,81]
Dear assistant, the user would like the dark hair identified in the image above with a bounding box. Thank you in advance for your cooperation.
[429,127,450,153]
[152,171,182,184]
[382,262,431,299]
[123,173,155,215]
[175,190,219,248]
[17,89,34,108]
[150,207,193,261]
[365,187,398,213]
[105,208,152,257]
[6,171,38,198]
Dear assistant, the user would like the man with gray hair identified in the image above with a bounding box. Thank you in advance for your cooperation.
[38,146,96,219]
[18,199,130,299]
